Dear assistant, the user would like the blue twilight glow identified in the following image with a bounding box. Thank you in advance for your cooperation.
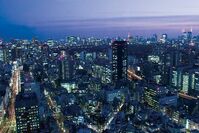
[0,0,199,39]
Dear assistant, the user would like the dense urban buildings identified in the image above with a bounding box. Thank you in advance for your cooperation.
[0,32,198,133]
[1,0,199,132]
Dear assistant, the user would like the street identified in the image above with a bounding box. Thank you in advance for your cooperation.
[0,67,20,133]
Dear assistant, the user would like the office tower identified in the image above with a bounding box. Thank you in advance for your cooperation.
[171,69,178,88]
[144,86,177,112]
[58,51,74,81]
[112,40,128,82]
[0,97,5,125]
[3,47,8,63]
[15,92,40,133]
[11,45,22,61]
[170,50,181,67]
[152,34,158,42]
[182,72,189,93]
[194,72,199,94]
[59,51,69,81]
[41,44,49,57]
[182,29,192,43]
[0,45,4,62]
[160,34,168,43]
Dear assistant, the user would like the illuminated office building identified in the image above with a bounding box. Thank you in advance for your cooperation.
[182,72,189,93]
[111,40,128,82]
[144,86,177,111]
[15,92,40,133]
[171,69,178,87]
[194,72,199,92]
[144,87,159,111]
[0,45,4,62]
[58,51,74,81]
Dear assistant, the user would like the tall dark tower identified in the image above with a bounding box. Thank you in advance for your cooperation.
[58,51,70,81]
[112,40,128,82]
[11,46,22,61]
[58,51,74,82]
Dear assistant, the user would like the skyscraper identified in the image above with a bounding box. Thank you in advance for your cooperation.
[15,92,40,133]
[182,28,192,43]
[11,45,22,61]
[58,51,74,82]
[112,40,128,82]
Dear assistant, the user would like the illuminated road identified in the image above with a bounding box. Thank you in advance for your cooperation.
[103,102,124,131]
[0,66,20,133]
[9,69,19,120]
[127,68,142,81]
[45,90,67,133]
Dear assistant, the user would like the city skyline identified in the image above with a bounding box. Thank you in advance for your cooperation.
[1,1,199,133]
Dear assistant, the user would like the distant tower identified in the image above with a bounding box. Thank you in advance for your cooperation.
[182,28,192,43]
[112,40,128,82]
[160,34,168,43]
[127,33,133,43]
[15,92,40,133]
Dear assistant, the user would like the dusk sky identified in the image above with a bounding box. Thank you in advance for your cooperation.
[1,0,199,39]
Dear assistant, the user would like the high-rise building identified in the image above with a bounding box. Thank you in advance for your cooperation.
[0,46,4,62]
[15,92,40,133]
[182,72,189,93]
[160,34,168,43]
[144,85,177,111]
[182,29,192,43]
[58,51,74,82]
[171,69,178,87]
[194,72,199,92]
[0,97,5,125]
[112,40,128,82]
[11,46,23,61]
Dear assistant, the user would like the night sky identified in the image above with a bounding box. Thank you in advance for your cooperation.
[1,0,199,39]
